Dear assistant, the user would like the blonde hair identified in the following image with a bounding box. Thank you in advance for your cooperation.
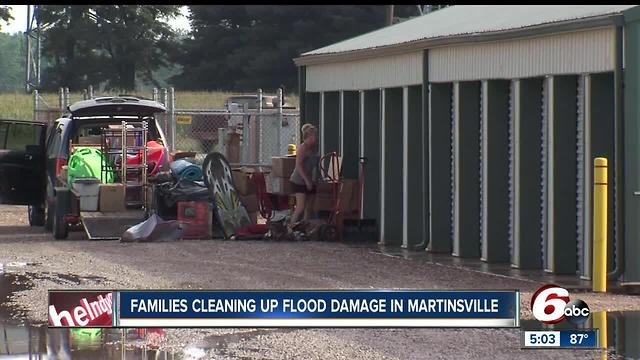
[301,123,318,141]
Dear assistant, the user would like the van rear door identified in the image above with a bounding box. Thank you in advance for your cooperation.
[0,120,47,205]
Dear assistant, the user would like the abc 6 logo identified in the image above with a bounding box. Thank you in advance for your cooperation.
[531,284,590,325]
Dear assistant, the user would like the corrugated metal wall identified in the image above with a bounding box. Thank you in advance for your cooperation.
[429,27,615,83]
[305,52,423,92]
[302,22,621,277]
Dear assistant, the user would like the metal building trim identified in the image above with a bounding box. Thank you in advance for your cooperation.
[305,52,423,92]
[429,27,616,82]
[577,74,588,278]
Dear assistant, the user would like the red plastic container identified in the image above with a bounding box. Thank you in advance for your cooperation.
[177,201,213,239]
[126,140,166,176]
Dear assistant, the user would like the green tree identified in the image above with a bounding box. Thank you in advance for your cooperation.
[171,5,422,92]
[0,32,26,92]
[0,6,12,31]
[39,5,180,91]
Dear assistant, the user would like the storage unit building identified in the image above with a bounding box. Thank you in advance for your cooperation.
[295,5,640,284]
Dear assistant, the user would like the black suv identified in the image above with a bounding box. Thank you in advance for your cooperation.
[0,96,169,239]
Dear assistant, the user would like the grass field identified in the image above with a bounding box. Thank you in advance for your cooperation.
[0,91,299,121]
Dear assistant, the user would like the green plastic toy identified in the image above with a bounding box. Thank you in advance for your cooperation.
[67,147,114,184]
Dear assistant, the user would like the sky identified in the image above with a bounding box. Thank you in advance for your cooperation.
[0,5,192,34]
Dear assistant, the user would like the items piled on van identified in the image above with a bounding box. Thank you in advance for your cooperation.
[65,121,154,214]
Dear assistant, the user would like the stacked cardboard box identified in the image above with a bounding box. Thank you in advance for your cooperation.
[313,179,359,215]
[233,168,260,224]
[270,156,296,195]
[99,184,126,212]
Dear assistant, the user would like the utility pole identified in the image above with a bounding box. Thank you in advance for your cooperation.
[386,5,394,26]
[25,5,42,92]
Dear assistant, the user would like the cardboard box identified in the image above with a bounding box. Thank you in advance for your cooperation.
[78,135,102,145]
[107,125,138,146]
[99,183,126,212]
[271,156,296,178]
[170,151,197,162]
[240,193,259,213]
[271,177,295,195]
[316,182,335,195]
[313,193,335,212]
[339,180,357,213]
[233,170,257,195]
[313,180,359,213]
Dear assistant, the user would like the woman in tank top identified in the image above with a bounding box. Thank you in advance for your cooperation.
[289,123,319,227]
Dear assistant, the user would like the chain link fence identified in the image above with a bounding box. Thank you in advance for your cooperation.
[165,88,300,165]
[170,109,300,165]
[31,87,300,166]
[33,88,66,126]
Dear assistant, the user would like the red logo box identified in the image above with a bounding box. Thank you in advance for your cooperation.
[49,291,114,327]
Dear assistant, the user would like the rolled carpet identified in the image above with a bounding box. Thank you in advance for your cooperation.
[170,159,203,181]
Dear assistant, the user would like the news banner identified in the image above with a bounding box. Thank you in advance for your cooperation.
[47,285,600,350]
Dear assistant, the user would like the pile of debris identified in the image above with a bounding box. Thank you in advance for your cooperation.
[124,152,277,242]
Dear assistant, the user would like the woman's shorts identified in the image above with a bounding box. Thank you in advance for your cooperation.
[291,182,317,194]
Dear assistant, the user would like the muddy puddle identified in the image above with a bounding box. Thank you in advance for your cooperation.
[521,310,640,358]
[0,325,195,359]
[0,271,32,320]
[0,269,287,359]
[0,323,295,359]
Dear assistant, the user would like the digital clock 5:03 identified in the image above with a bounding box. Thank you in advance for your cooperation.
[523,331,561,347]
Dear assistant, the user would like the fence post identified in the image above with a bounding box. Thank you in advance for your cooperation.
[170,87,176,151]
[160,88,169,145]
[64,87,70,108]
[88,85,94,99]
[277,88,283,157]
[218,127,228,158]
[257,88,263,164]
[58,88,64,109]
[160,88,168,106]
[241,103,249,163]
[33,89,39,122]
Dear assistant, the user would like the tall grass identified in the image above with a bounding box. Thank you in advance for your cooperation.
[0,91,299,121]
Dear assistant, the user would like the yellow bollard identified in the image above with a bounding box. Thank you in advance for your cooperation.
[592,311,607,355]
[593,158,608,293]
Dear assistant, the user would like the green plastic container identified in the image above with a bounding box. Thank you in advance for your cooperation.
[67,147,114,185]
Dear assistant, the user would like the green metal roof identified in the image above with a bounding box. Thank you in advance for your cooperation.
[300,5,635,59]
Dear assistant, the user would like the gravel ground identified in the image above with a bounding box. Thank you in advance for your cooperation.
[0,205,638,359]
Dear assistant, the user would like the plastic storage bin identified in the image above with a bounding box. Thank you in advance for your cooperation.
[72,177,101,211]
[177,201,213,239]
